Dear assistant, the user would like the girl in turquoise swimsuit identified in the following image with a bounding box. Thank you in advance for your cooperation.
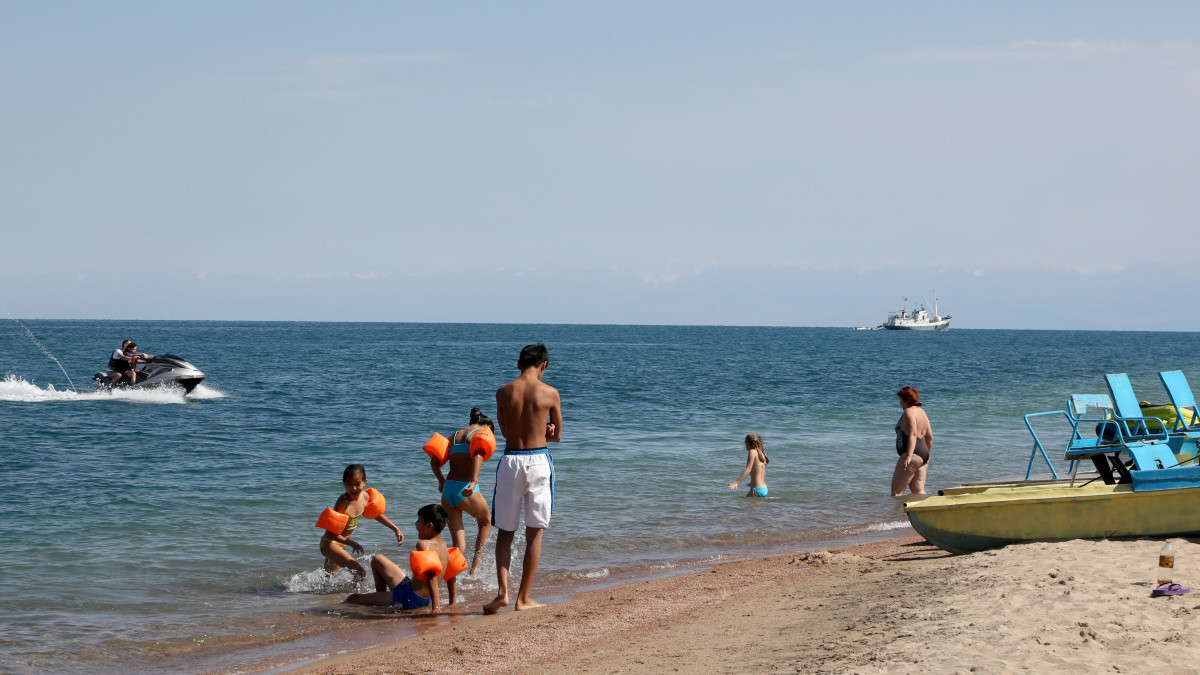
[729,433,770,497]
[429,408,494,575]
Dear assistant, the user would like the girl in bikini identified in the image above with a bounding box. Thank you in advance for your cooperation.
[320,464,404,575]
[429,408,493,575]
[729,433,770,497]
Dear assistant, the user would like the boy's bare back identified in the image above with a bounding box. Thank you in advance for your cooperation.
[412,535,450,597]
[496,372,562,449]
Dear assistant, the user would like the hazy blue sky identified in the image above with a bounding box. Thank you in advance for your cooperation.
[3,2,1199,328]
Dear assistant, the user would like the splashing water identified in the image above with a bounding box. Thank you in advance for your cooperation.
[283,565,374,595]
[4,313,77,392]
[188,383,227,400]
[0,374,218,404]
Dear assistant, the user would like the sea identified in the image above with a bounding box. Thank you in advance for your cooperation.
[2,321,1198,673]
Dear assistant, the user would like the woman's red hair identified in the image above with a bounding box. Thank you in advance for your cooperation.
[897,386,920,407]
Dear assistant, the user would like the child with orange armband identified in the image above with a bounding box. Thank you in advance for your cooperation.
[317,464,404,576]
[344,504,469,612]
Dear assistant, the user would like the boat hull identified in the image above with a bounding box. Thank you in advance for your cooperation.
[905,482,1200,553]
[883,320,951,331]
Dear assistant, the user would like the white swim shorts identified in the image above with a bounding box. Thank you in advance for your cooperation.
[492,449,554,532]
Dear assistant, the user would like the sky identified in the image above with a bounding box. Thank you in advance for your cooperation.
[2,2,1199,328]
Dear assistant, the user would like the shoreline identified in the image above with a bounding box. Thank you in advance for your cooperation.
[280,535,1200,674]
[281,533,932,674]
[203,526,915,674]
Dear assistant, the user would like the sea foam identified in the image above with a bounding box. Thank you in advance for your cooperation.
[0,373,212,404]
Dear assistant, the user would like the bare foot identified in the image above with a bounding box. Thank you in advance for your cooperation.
[515,599,546,611]
[482,595,509,614]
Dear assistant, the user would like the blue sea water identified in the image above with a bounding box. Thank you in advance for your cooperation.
[2,321,1199,672]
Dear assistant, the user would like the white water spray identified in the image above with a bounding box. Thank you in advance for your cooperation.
[3,311,78,393]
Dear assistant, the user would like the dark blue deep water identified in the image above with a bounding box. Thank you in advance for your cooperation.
[2,321,1198,672]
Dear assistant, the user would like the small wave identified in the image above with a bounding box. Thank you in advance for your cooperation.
[0,374,194,404]
[562,568,610,581]
[863,521,912,532]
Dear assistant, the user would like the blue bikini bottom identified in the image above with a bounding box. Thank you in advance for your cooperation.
[442,479,475,508]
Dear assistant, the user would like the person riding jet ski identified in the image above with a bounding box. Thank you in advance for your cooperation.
[107,340,150,386]
[96,343,206,393]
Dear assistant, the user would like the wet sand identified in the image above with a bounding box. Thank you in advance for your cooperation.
[286,535,1200,673]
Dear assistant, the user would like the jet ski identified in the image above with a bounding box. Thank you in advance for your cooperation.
[94,354,206,394]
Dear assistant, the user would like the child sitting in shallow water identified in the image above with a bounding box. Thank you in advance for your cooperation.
[319,464,404,575]
[729,433,769,497]
[344,504,457,612]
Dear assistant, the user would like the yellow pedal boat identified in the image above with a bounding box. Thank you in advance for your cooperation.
[904,480,1200,554]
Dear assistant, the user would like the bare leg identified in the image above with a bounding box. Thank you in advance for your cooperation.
[515,526,545,611]
[459,492,492,575]
[345,554,406,605]
[320,539,366,576]
[909,461,928,494]
[443,500,467,553]
[891,456,917,497]
[344,590,394,606]
[370,554,390,592]
[483,529,514,614]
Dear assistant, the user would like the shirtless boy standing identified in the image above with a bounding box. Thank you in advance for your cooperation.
[483,343,562,614]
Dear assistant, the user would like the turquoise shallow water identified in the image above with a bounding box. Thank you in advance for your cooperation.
[2,321,1199,672]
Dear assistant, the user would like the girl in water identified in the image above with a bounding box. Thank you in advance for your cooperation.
[729,433,769,497]
[892,386,933,497]
[320,464,404,575]
[429,408,493,575]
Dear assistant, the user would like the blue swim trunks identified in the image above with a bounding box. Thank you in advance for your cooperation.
[391,577,431,610]
[441,479,475,509]
[750,487,768,498]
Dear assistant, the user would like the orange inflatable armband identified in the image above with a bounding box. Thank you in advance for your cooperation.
[316,507,349,535]
[362,488,386,519]
[423,433,450,466]
[409,549,444,581]
[445,547,468,580]
[469,427,496,461]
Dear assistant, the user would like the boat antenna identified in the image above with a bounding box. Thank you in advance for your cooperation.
[3,309,78,393]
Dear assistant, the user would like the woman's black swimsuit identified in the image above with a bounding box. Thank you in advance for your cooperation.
[895,417,930,464]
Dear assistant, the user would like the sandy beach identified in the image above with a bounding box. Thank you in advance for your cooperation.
[288,535,1200,674]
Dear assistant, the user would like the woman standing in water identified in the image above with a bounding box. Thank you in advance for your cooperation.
[892,386,933,497]
[430,408,493,575]
[729,433,769,497]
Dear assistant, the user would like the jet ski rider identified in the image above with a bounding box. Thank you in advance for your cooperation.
[108,340,148,386]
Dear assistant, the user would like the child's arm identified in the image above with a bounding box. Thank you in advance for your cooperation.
[428,575,441,612]
[447,576,457,606]
[462,455,485,496]
[728,452,755,490]
[374,514,404,545]
[331,533,363,553]
[430,457,446,492]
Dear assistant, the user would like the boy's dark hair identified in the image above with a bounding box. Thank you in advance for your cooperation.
[343,464,367,483]
[517,343,549,370]
[417,503,448,533]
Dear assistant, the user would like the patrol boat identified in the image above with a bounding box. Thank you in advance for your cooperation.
[883,295,951,331]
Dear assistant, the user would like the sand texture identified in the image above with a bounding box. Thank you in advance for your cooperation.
[291,536,1200,674]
